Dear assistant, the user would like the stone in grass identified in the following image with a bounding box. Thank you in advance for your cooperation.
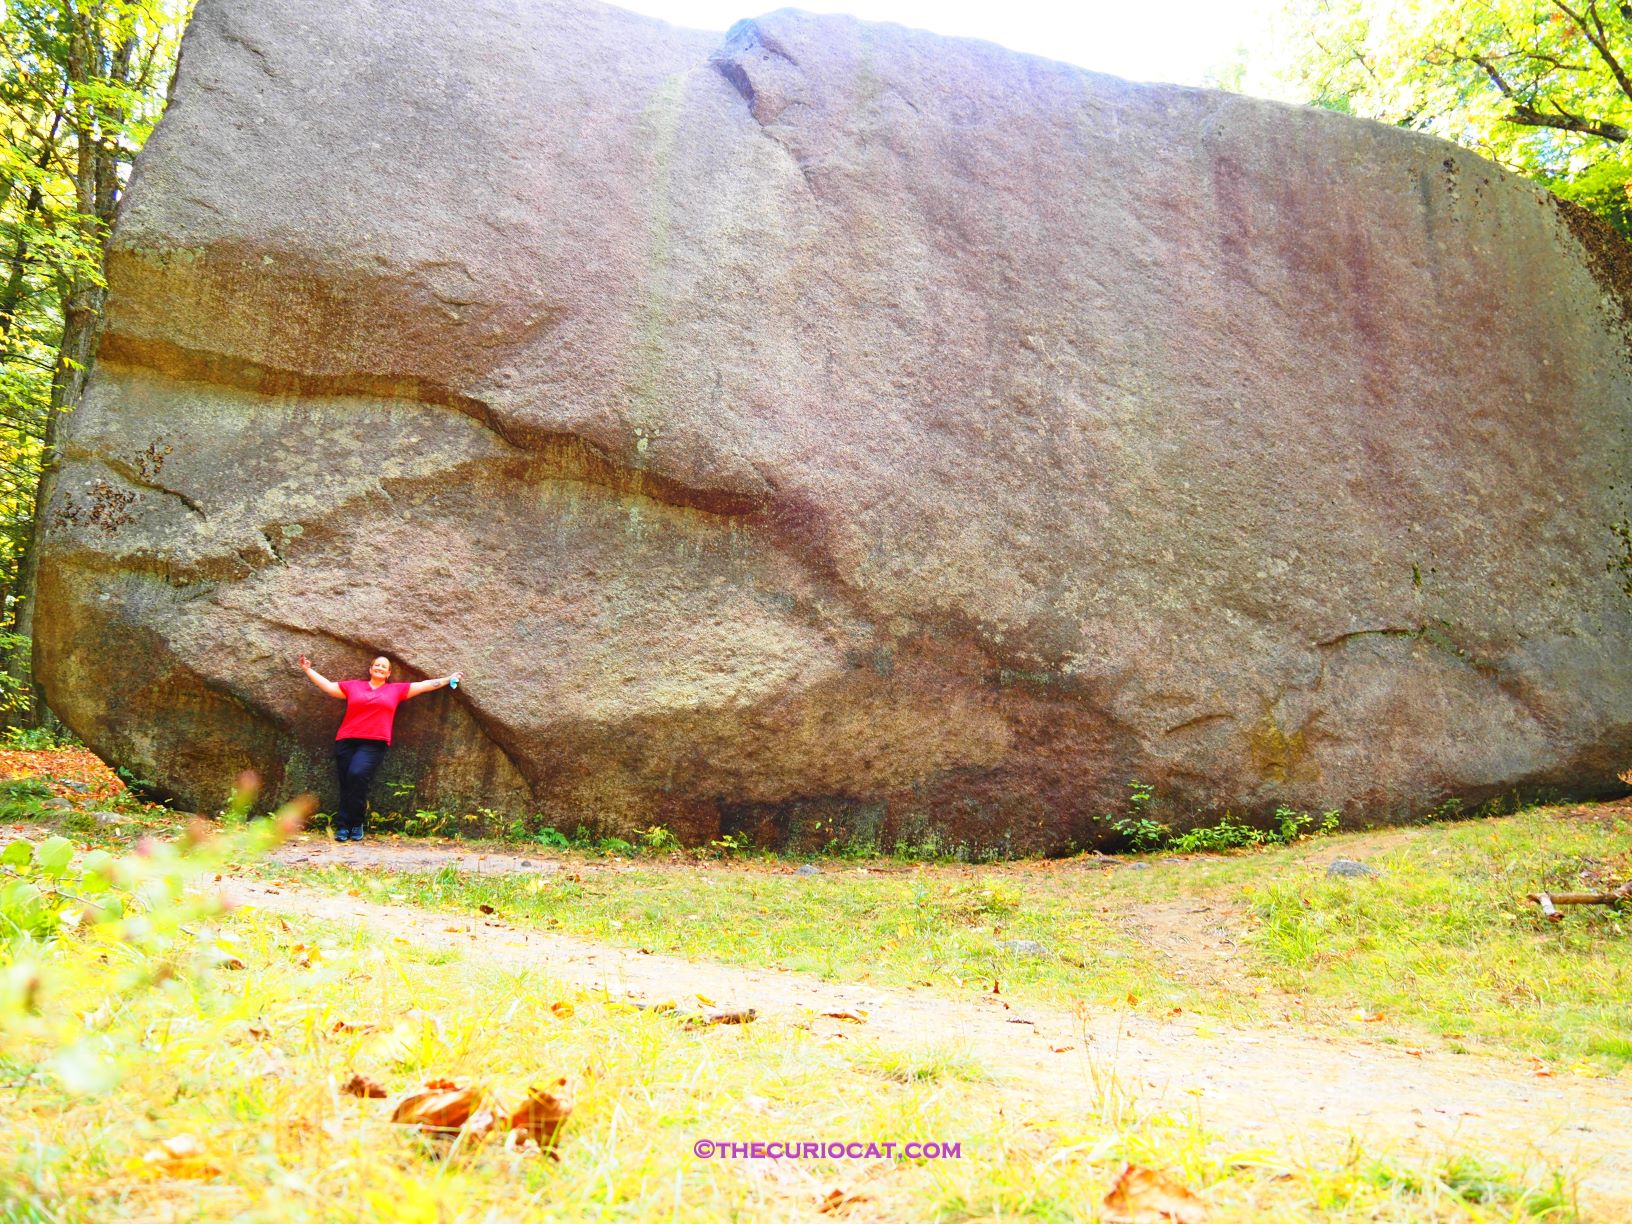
[90,811,123,825]
[795,864,822,876]
[1327,858,1380,879]
[997,939,1048,957]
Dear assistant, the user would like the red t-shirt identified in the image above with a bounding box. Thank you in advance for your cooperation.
[335,680,412,744]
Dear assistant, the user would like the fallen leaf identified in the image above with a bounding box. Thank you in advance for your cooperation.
[1051,1045,1074,1053]
[550,1001,575,1019]
[477,904,496,915]
[342,1073,388,1099]
[137,1134,220,1179]
[1530,1056,1554,1078]
[1102,1163,1209,1224]
[462,1103,506,1138]
[1404,1048,1425,1059]
[357,1019,417,1064]
[818,1187,871,1214]
[687,1007,758,1027]
[695,993,716,1007]
[821,1010,868,1024]
[508,1076,573,1151]
[330,1018,377,1035]
[391,1081,486,1132]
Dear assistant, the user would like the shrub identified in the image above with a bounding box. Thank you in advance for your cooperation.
[639,826,679,853]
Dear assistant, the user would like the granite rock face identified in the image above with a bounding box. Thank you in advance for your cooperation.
[35,0,1632,850]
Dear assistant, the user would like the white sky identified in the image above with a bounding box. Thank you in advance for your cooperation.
[614,0,1278,88]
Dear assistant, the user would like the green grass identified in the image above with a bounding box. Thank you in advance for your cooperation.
[259,801,1632,1075]
[1240,806,1632,1071]
[1,745,1614,1221]
[268,858,1217,1021]
[0,866,1584,1222]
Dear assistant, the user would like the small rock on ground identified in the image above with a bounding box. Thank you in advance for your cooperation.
[997,939,1048,957]
[1327,858,1380,879]
[795,864,822,876]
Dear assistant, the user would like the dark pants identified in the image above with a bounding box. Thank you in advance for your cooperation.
[334,738,388,835]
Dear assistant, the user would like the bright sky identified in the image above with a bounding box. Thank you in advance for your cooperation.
[615,0,1278,87]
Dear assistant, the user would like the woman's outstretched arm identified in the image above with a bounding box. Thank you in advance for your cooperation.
[406,671,462,699]
[299,655,345,699]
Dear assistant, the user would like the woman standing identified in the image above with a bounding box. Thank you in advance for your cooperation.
[298,654,463,842]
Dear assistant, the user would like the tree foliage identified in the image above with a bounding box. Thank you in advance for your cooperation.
[1258,0,1632,233]
[0,0,187,716]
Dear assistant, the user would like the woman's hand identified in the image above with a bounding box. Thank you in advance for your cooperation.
[299,654,311,671]
[406,671,463,699]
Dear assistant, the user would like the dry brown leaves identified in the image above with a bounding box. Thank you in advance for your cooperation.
[0,747,125,801]
[386,1076,574,1153]
[391,1080,486,1131]
[341,1073,388,1099]
[817,1187,871,1214]
[134,1134,220,1180]
[1102,1163,1209,1224]
[685,1007,758,1028]
[508,1076,573,1149]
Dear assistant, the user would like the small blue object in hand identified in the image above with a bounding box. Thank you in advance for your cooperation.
[449,676,459,690]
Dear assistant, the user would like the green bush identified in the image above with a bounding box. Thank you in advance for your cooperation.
[1110,782,1341,855]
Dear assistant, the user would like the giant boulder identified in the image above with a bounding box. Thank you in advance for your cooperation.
[36,0,1632,850]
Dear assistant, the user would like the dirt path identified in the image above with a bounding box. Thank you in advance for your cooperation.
[270,836,564,876]
[231,877,1632,1218]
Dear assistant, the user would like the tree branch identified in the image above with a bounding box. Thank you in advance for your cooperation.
[1509,102,1628,140]
[1550,0,1632,104]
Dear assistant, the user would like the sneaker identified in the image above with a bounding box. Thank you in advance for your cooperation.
[334,828,351,842]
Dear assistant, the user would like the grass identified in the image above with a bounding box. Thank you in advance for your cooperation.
[11,741,1632,1076]
[1241,806,1632,1071]
[269,857,1219,1022]
[249,802,1632,1076]
[0,859,1584,1222]
[0,748,1614,1218]
[240,806,1632,1084]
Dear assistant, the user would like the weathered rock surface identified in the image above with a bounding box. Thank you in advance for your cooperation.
[36,0,1632,851]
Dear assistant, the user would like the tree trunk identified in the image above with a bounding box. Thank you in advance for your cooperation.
[11,3,111,727]
[0,106,66,346]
